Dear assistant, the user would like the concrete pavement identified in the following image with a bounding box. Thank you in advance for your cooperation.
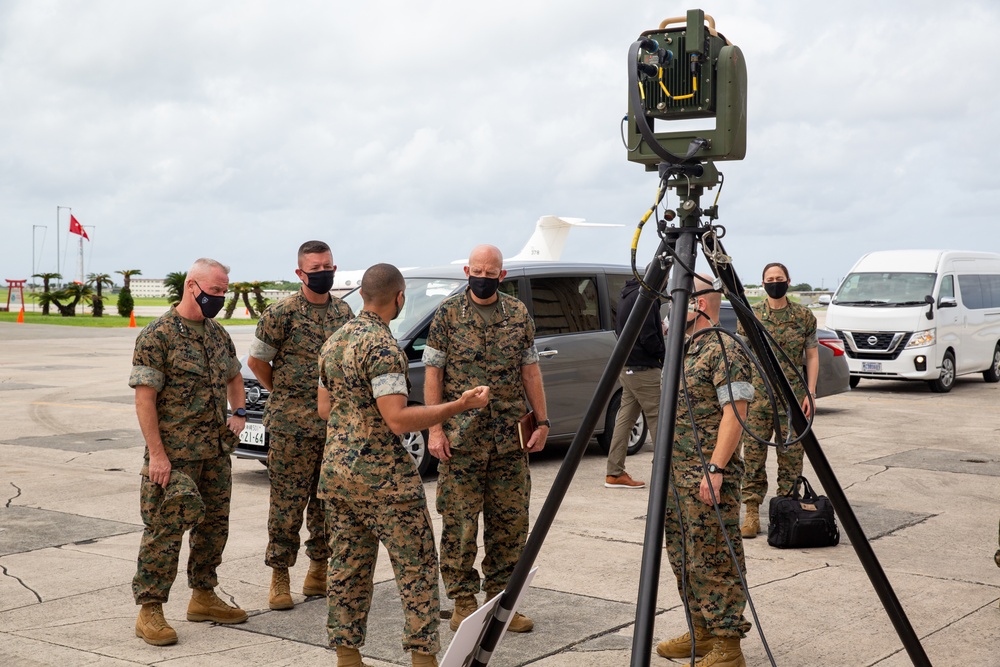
[1,321,998,666]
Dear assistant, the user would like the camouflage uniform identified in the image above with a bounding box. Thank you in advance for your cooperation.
[317,310,440,654]
[249,291,353,568]
[665,331,754,639]
[128,307,241,604]
[736,299,818,504]
[422,290,539,600]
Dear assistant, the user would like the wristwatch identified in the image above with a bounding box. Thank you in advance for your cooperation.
[706,463,724,474]
[233,408,247,418]
[536,418,551,428]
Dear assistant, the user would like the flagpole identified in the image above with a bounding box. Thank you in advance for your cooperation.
[56,205,71,288]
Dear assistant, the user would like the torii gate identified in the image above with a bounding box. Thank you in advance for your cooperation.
[6,279,26,313]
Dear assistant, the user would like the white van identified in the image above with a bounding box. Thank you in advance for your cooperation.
[826,250,1000,392]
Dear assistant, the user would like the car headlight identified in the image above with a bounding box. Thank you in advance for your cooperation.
[905,329,935,348]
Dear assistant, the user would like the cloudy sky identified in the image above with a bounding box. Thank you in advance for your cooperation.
[2,0,997,290]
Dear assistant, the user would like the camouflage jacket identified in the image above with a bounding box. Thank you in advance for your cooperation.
[128,306,241,461]
[249,290,353,437]
[672,331,754,487]
[737,299,817,399]
[316,310,422,504]
[422,289,539,455]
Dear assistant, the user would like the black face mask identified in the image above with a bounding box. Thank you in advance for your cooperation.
[469,276,500,300]
[194,283,226,319]
[764,281,789,299]
[303,269,335,295]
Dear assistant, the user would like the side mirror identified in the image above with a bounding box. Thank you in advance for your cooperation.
[938,296,958,309]
[924,294,934,320]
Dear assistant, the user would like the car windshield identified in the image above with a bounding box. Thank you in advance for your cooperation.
[341,277,465,339]
[833,272,936,306]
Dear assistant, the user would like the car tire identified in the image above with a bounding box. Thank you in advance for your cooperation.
[983,343,1000,383]
[928,350,956,393]
[597,391,649,456]
[849,376,861,389]
[402,427,437,478]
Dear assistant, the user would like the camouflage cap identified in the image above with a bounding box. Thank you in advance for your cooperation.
[160,471,205,529]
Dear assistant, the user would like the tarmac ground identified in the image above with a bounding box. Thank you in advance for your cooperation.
[1,321,998,666]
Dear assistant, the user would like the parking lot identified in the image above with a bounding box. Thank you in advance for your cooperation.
[1,321,998,666]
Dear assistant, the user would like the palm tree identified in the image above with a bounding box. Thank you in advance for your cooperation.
[86,273,115,317]
[115,269,142,291]
[164,271,187,304]
[32,272,62,315]
[49,283,94,317]
[116,268,141,318]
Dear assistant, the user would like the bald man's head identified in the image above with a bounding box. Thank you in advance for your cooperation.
[467,245,504,275]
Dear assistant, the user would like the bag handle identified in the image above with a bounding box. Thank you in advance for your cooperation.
[793,475,820,501]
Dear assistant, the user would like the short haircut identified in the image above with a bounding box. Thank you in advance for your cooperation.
[361,263,405,306]
[693,273,721,309]
[298,240,332,263]
[762,262,790,282]
[187,258,230,280]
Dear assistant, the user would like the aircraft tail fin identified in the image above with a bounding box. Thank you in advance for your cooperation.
[508,215,621,262]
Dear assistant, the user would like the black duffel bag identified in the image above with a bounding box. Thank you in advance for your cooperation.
[767,475,840,548]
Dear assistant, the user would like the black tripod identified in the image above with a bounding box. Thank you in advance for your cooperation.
[464,167,931,667]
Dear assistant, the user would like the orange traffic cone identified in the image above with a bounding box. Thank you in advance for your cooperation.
[129,310,136,328]
[245,308,249,315]
[16,306,24,323]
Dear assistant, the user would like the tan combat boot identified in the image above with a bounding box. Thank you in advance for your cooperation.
[655,625,715,659]
[336,645,370,667]
[741,502,760,539]
[269,567,294,610]
[412,651,439,667]
[134,602,178,646]
[302,558,327,596]
[506,610,534,633]
[186,588,248,624]
[485,589,534,633]
[694,637,745,667]
[449,595,478,632]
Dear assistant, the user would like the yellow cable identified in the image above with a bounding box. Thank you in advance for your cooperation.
[638,80,645,101]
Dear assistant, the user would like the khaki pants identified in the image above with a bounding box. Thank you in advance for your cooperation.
[606,367,661,476]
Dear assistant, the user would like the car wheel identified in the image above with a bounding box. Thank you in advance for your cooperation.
[849,376,861,389]
[402,428,437,477]
[597,391,650,456]
[983,344,1000,383]
[928,350,956,393]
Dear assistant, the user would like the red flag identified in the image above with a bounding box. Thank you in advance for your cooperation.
[69,215,89,240]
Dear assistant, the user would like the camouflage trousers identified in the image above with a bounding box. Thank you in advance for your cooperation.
[436,441,529,600]
[133,453,231,604]
[265,431,329,568]
[325,494,440,654]
[741,401,804,506]
[664,476,750,638]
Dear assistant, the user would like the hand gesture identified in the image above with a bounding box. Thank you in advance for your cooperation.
[461,385,490,410]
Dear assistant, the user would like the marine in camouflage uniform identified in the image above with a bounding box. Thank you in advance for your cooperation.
[317,264,484,662]
[250,289,353,574]
[736,297,818,504]
[130,305,242,605]
[423,250,545,634]
[665,330,755,639]
[655,279,754,665]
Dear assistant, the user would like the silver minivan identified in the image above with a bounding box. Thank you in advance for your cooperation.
[340,262,647,476]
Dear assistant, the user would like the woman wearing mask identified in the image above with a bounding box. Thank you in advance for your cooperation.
[736,262,818,539]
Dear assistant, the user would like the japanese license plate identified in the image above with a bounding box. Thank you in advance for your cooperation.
[239,422,266,446]
[861,362,882,373]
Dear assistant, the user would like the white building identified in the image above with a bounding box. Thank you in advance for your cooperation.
[130,278,169,298]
